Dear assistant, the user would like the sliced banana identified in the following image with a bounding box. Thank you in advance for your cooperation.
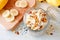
[15,1,21,7]
[10,9,18,16]
[5,15,15,22]
[15,0,28,8]
[2,10,10,18]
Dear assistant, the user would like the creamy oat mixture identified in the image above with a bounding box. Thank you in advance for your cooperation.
[25,9,48,30]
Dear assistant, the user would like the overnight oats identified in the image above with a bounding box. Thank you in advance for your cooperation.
[23,8,50,36]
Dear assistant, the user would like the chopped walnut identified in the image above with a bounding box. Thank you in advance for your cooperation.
[26,9,48,30]
[41,17,47,22]
[42,13,46,16]
[39,25,43,30]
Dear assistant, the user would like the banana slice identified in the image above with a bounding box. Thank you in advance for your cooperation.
[2,10,10,18]
[15,0,28,8]
[5,15,15,22]
[26,0,36,7]
[10,9,18,16]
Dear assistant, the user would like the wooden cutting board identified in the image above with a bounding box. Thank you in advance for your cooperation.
[0,0,30,30]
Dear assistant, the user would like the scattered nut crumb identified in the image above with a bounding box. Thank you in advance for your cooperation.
[50,33,53,35]
[50,25,53,27]
[15,31,19,35]
[46,24,54,35]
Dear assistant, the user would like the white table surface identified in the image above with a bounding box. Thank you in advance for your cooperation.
[0,3,60,40]
[0,23,60,40]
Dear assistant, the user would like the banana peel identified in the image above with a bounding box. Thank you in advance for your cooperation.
[46,0,60,8]
[0,0,8,10]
